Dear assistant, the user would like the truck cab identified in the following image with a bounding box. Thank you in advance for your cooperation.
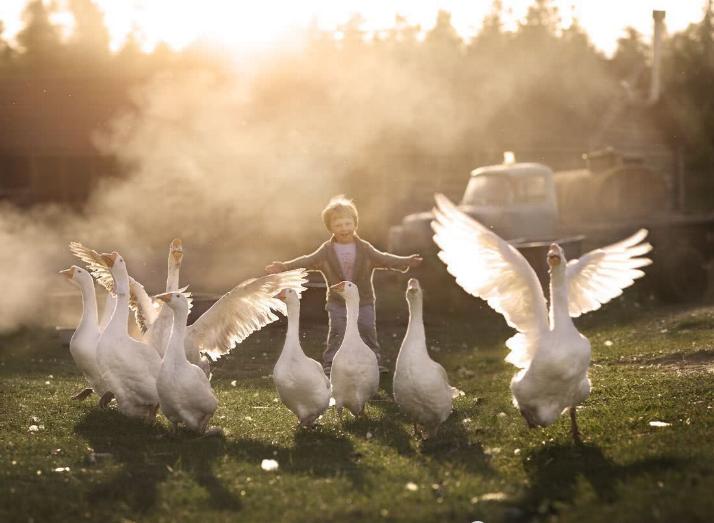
[461,162,558,240]
[388,159,559,254]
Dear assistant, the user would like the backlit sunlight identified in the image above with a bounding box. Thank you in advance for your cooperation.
[0,0,707,55]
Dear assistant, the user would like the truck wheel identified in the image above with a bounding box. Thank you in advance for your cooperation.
[654,243,707,302]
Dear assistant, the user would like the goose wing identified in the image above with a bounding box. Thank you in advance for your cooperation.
[432,194,549,368]
[566,229,652,317]
[186,269,307,360]
[69,242,114,293]
[69,241,160,332]
[127,277,160,333]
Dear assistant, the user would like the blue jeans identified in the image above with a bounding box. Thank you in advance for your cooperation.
[324,302,380,368]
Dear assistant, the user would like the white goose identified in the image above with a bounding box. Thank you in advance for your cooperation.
[155,291,218,433]
[432,194,652,440]
[71,241,307,371]
[393,278,454,439]
[329,281,380,418]
[97,252,161,422]
[59,265,111,403]
[273,288,330,427]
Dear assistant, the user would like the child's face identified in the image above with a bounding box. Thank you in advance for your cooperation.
[330,215,356,242]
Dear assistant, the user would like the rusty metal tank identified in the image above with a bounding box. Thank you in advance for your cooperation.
[553,148,669,224]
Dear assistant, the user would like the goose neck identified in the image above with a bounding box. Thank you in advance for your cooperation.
[166,260,180,292]
[106,288,130,335]
[403,297,427,355]
[284,300,301,344]
[343,295,360,338]
[165,309,189,365]
[77,279,99,330]
[549,270,572,330]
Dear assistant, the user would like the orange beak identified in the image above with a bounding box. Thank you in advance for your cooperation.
[59,267,75,279]
[101,252,118,267]
[155,292,171,303]
[170,239,183,262]
[547,244,561,267]
[330,282,346,294]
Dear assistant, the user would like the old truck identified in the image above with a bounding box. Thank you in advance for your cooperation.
[387,149,714,302]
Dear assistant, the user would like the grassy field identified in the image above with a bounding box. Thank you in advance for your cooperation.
[1,287,713,523]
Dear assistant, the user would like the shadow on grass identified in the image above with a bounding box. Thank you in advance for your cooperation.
[506,442,683,520]
[75,409,241,514]
[336,389,493,478]
[418,409,494,477]
[231,428,368,489]
[340,400,416,457]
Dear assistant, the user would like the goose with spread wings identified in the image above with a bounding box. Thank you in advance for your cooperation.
[70,242,162,335]
[432,194,652,440]
[70,242,308,368]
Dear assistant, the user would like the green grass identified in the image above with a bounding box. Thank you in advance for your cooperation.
[1,290,713,523]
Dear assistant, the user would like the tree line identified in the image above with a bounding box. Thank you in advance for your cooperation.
[0,0,712,205]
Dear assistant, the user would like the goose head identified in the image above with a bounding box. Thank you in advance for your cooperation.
[406,277,421,295]
[155,291,190,314]
[59,265,93,288]
[277,288,300,306]
[405,277,423,303]
[170,238,183,264]
[546,243,566,273]
[101,252,129,292]
[519,403,561,428]
[330,281,359,302]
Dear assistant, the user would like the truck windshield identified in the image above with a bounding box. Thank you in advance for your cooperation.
[463,173,548,206]
[462,175,513,205]
[515,174,547,203]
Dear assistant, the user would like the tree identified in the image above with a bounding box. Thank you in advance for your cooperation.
[518,0,560,41]
[663,1,714,173]
[424,10,462,53]
[337,13,367,54]
[16,0,63,68]
[0,20,17,67]
[422,10,463,87]
[67,0,111,61]
[611,27,649,84]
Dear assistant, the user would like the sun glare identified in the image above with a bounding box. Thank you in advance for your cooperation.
[95,0,310,53]
[0,0,707,56]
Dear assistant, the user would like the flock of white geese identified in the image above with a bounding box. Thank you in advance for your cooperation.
[60,194,652,441]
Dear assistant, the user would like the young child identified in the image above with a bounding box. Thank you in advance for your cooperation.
[265,195,422,374]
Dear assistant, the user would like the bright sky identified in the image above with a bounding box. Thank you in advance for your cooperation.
[0,0,707,56]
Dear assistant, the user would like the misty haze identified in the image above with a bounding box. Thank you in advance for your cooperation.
[1,2,713,522]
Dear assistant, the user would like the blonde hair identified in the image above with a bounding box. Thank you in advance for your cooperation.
[321,194,359,230]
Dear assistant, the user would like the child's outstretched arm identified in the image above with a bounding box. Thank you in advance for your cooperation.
[265,244,326,274]
[365,242,422,272]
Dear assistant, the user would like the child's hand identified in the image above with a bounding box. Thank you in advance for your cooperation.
[265,261,286,274]
[407,254,423,267]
